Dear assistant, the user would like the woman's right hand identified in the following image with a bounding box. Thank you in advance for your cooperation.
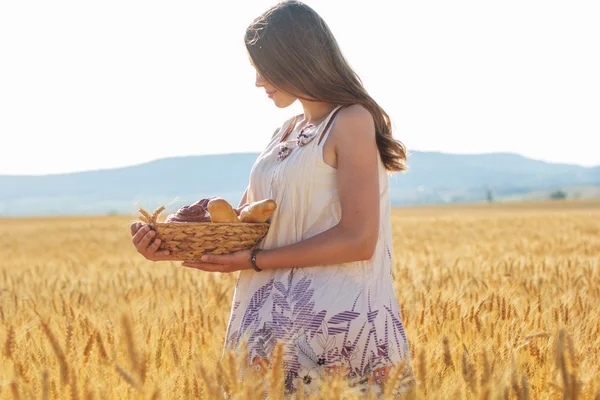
[234,203,249,216]
[130,222,179,262]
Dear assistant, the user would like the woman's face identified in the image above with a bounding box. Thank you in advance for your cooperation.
[254,69,297,108]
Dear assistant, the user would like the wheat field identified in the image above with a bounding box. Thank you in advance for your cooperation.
[1,199,599,399]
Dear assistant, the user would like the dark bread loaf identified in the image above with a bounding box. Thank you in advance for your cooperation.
[165,197,215,223]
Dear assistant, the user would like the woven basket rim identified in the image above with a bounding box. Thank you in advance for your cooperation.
[153,221,269,227]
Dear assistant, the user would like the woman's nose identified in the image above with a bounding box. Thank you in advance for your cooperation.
[255,72,266,88]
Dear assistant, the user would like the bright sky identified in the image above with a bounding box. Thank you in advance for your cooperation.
[1,0,598,176]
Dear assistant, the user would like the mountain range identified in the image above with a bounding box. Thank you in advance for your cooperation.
[1,151,598,217]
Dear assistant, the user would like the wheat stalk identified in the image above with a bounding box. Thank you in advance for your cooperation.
[155,334,164,370]
[42,370,49,400]
[224,350,240,396]
[443,336,454,371]
[171,340,180,366]
[197,362,220,399]
[462,348,476,393]
[268,341,285,400]
[416,348,427,395]
[10,381,20,400]
[65,320,74,357]
[82,332,95,364]
[115,363,140,391]
[83,382,95,400]
[40,321,69,386]
[3,325,16,359]
[383,360,409,399]
[138,205,166,224]
[70,368,79,400]
[95,331,109,363]
[150,387,161,400]
[121,314,140,376]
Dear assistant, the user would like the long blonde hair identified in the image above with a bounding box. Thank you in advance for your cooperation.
[245,1,407,172]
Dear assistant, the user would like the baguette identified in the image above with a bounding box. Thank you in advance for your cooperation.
[239,199,277,223]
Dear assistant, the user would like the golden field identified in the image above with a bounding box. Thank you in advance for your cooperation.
[1,199,599,399]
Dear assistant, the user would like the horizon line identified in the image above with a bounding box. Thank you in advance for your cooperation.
[1,149,598,177]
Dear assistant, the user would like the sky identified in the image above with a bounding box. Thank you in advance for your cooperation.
[0,0,598,176]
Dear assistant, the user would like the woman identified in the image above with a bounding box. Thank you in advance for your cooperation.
[131,1,413,396]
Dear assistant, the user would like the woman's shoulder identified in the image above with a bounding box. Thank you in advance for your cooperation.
[331,104,375,143]
[336,104,374,126]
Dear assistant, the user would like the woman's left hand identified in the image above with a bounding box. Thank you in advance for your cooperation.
[181,249,253,273]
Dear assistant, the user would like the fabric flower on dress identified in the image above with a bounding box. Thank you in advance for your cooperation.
[277,142,292,161]
[277,123,318,162]
[295,124,318,147]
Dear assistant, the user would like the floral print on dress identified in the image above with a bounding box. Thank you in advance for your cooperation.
[224,268,413,396]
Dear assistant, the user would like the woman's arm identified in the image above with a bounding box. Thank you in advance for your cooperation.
[184,105,381,272]
[238,187,249,207]
[233,187,250,217]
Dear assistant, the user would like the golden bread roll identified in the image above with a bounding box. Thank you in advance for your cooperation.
[207,198,239,223]
[239,199,277,223]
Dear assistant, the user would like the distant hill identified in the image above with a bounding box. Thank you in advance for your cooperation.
[388,152,600,204]
[0,151,598,217]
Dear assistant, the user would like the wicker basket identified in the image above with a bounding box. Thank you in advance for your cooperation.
[139,206,269,262]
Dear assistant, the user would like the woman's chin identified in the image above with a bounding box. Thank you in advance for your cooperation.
[272,98,296,109]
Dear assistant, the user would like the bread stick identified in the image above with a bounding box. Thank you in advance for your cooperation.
[239,199,277,223]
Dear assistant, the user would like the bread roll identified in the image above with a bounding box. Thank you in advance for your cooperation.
[239,199,277,223]
[207,198,239,223]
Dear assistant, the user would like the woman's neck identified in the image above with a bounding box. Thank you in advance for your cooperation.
[299,100,337,126]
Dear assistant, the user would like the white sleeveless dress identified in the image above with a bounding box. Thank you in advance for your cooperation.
[224,106,413,395]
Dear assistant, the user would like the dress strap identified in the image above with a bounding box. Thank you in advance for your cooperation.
[317,105,347,145]
[279,115,300,143]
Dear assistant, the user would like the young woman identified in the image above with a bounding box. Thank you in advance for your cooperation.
[131,1,413,396]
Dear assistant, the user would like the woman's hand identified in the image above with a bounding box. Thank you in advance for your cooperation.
[181,249,252,273]
[130,222,179,262]
[234,203,249,216]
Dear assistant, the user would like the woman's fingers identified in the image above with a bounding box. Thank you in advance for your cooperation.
[139,230,156,249]
[234,204,248,216]
[134,229,156,255]
[130,221,142,236]
[148,236,162,254]
[181,262,225,272]
[130,222,173,261]
[158,250,171,257]
[132,224,150,245]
